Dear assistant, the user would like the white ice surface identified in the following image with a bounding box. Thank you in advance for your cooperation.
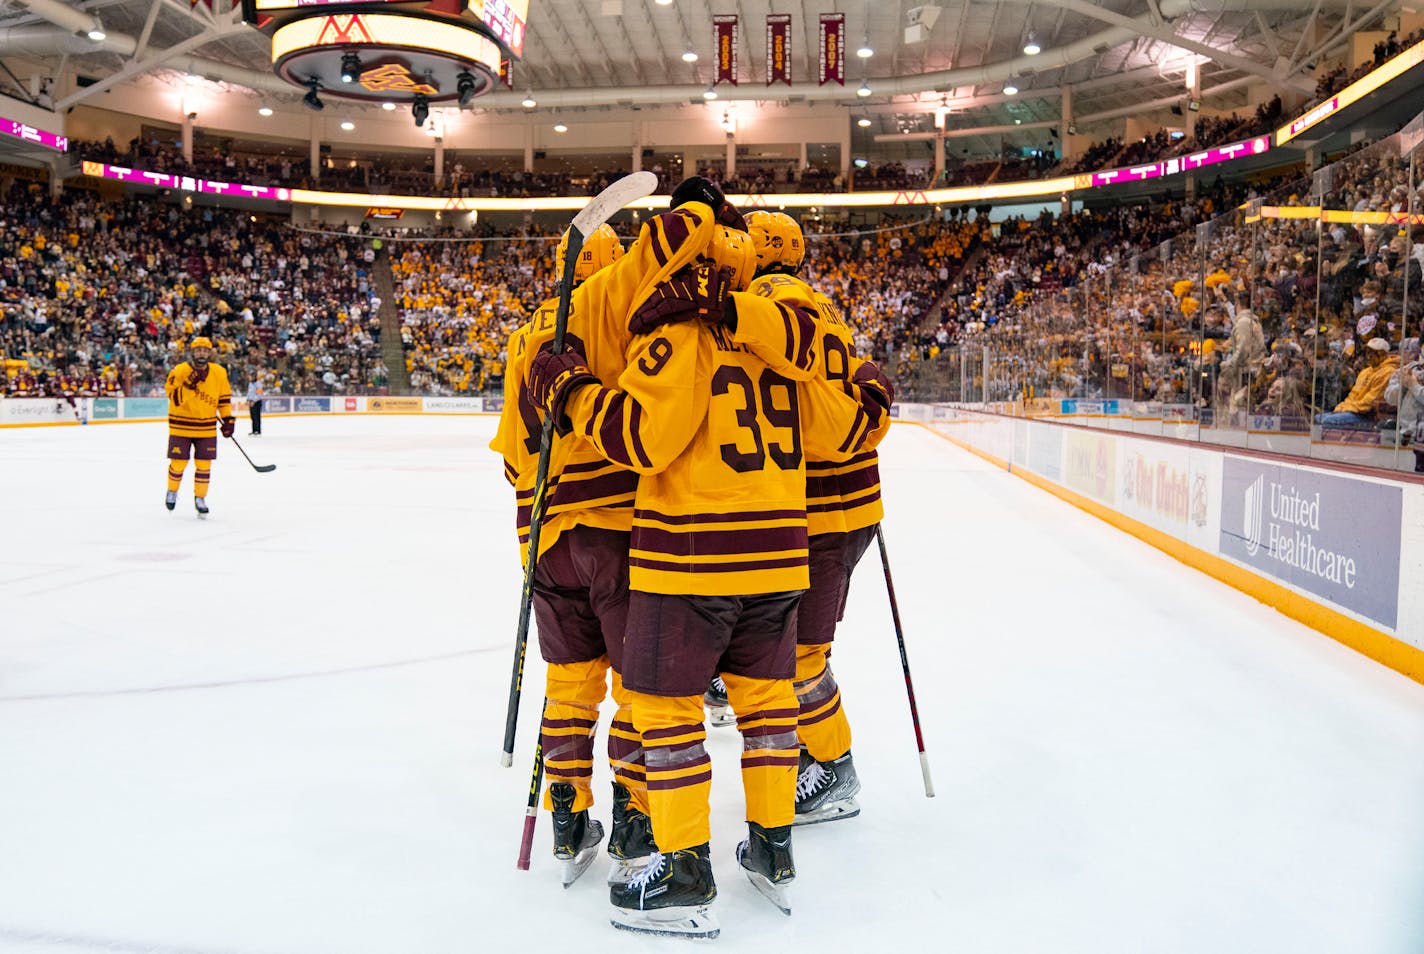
[2,416,1422,954]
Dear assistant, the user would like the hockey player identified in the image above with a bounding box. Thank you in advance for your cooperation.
[527,195,892,937]
[735,210,892,825]
[163,336,234,517]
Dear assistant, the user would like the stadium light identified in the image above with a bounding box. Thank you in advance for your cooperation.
[340,121,355,131]
[382,101,396,111]
[340,52,361,84]
[857,81,871,97]
[258,106,273,117]
[857,37,873,58]
[1023,34,1040,55]
[1004,83,1019,95]
[302,79,323,111]
[682,49,699,62]
[554,121,568,132]
[412,93,429,127]
[86,20,106,41]
[456,70,477,108]
[703,84,718,100]
[857,116,872,127]
[521,92,537,108]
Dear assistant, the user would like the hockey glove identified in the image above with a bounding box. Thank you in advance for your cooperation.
[529,345,599,437]
[628,263,735,335]
[852,360,894,424]
[220,417,236,438]
[185,365,209,389]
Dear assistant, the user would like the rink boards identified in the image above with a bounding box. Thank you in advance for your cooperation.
[907,403,1424,684]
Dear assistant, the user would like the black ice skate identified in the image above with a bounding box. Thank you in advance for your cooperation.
[549,782,604,888]
[794,750,861,826]
[607,782,658,885]
[193,496,209,518]
[736,821,795,915]
[703,674,735,728]
[609,843,719,939]
[165,491,177,512]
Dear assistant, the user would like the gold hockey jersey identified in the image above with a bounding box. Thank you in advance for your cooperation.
[164,361,232,437]
[563,319,881,597]
[734,273,889,536]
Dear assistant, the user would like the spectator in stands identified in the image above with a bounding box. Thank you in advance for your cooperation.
[1316,336,1400,427]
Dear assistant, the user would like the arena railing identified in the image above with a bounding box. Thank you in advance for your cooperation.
[898,109,1424,478]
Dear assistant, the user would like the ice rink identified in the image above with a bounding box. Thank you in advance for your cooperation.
[2,414,1422,954]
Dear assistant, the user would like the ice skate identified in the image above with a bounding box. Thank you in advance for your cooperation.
[703,674,735,728]
[549,782,603,888]
[194,496,209,518]
[794,750,861,826]
[607,783,658,885]
[736,821,795,915]
[165,490,177,512]
[609,844,719,939]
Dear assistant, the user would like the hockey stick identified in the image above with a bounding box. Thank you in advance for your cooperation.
[516,729,545,869]
[227,434,276,473]
[876,525,935,798]
[501,171,659,767]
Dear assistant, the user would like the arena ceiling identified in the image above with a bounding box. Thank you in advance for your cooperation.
[0,0,1393,145]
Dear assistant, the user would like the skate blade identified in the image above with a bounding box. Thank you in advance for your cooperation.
[705,705,736,728]
[610,904,719,938]
[742,867,793,916]
[793,797,861,828]
[560,843,602,888]
[606,854,653,885]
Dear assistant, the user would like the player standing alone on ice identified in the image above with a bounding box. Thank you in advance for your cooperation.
[163,336,234,517]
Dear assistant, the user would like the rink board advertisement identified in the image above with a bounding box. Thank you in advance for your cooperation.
[1219,458,1402,629]
[917,405,1419,651]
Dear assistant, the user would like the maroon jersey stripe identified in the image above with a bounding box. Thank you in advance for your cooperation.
[739,755,800,769]
[647,769,712,791]
[633,523,806,557]
[629,554,807,573]
[634,507,804,525]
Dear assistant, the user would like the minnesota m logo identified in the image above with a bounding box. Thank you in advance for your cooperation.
[316,14,372,45]
[360,62,438,95]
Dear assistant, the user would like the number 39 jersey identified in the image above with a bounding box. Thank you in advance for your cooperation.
[563,320,879,597]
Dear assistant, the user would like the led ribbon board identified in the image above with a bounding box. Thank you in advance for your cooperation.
[1275,37,1424,145]
[2,116,67,152]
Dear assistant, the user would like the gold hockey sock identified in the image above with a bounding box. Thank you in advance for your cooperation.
[167,460,187,492]
[608,670,650,817]
[194,460,211,498]
[541,656,609,812]
[794,643,852,763]
[631,691,710,853]
[722,672,799,831]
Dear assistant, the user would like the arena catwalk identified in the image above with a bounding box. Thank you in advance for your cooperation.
[2,416,1421,953]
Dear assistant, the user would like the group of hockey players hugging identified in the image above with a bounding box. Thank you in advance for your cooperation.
[491,177,893,938]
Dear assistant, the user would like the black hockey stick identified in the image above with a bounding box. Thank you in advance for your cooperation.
[516,728,545,870]
[501,171,659,767]
[876,525,935,797]
[228,433,276,473]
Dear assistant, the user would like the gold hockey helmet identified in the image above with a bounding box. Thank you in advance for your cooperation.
[556,223,625,285]
[704,224,757,291]
[743,210,805,274]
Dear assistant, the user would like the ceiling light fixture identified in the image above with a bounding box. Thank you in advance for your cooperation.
[86,21,106,41]
[302,79,323,111]
[857,116,872,127]
[856,81,871,97]
[554,121,568,132]
[655,0,672,5]
[456,70,477,108]
[382,101,396,111]
[412,93,429,127]
[857,37,873,58]
[703,84,717,100]
[258,106,273,117]
[1023,34,1041,55]
[340,120,355,131]
[1003,83,1019,95]
[682,49,699,62]
[340,52,361,84]
[521,93,537,108]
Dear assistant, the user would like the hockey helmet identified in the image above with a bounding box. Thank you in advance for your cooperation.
[704,224,757,291]
[743,210,805,275]
[556,223,625,285]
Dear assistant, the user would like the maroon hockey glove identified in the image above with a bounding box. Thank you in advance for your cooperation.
[628,263,735,335]
[852,360,894,422]
[185,365,209,389]
[220,417,235,438]
[529,345,599,436]
[716,199,747,234]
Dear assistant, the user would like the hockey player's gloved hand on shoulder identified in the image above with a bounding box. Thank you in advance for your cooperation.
[529,345,599,436]
[220,417,235,438]
[628,263,735,335]
[185,366,209,388]
[852,360,894,420]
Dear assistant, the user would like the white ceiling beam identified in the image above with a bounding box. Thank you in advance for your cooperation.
[130,0,163,63]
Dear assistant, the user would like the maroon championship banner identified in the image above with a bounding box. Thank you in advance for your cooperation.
[819,13,844,86]
[499,57,513,90]
[715,15,738,85]
[767,14,791,85]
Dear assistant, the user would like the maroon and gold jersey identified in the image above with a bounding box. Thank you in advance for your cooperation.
[164,361,232,437]
[490,201,726,563]
[737,273,888,536]
[564,320,882,597]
